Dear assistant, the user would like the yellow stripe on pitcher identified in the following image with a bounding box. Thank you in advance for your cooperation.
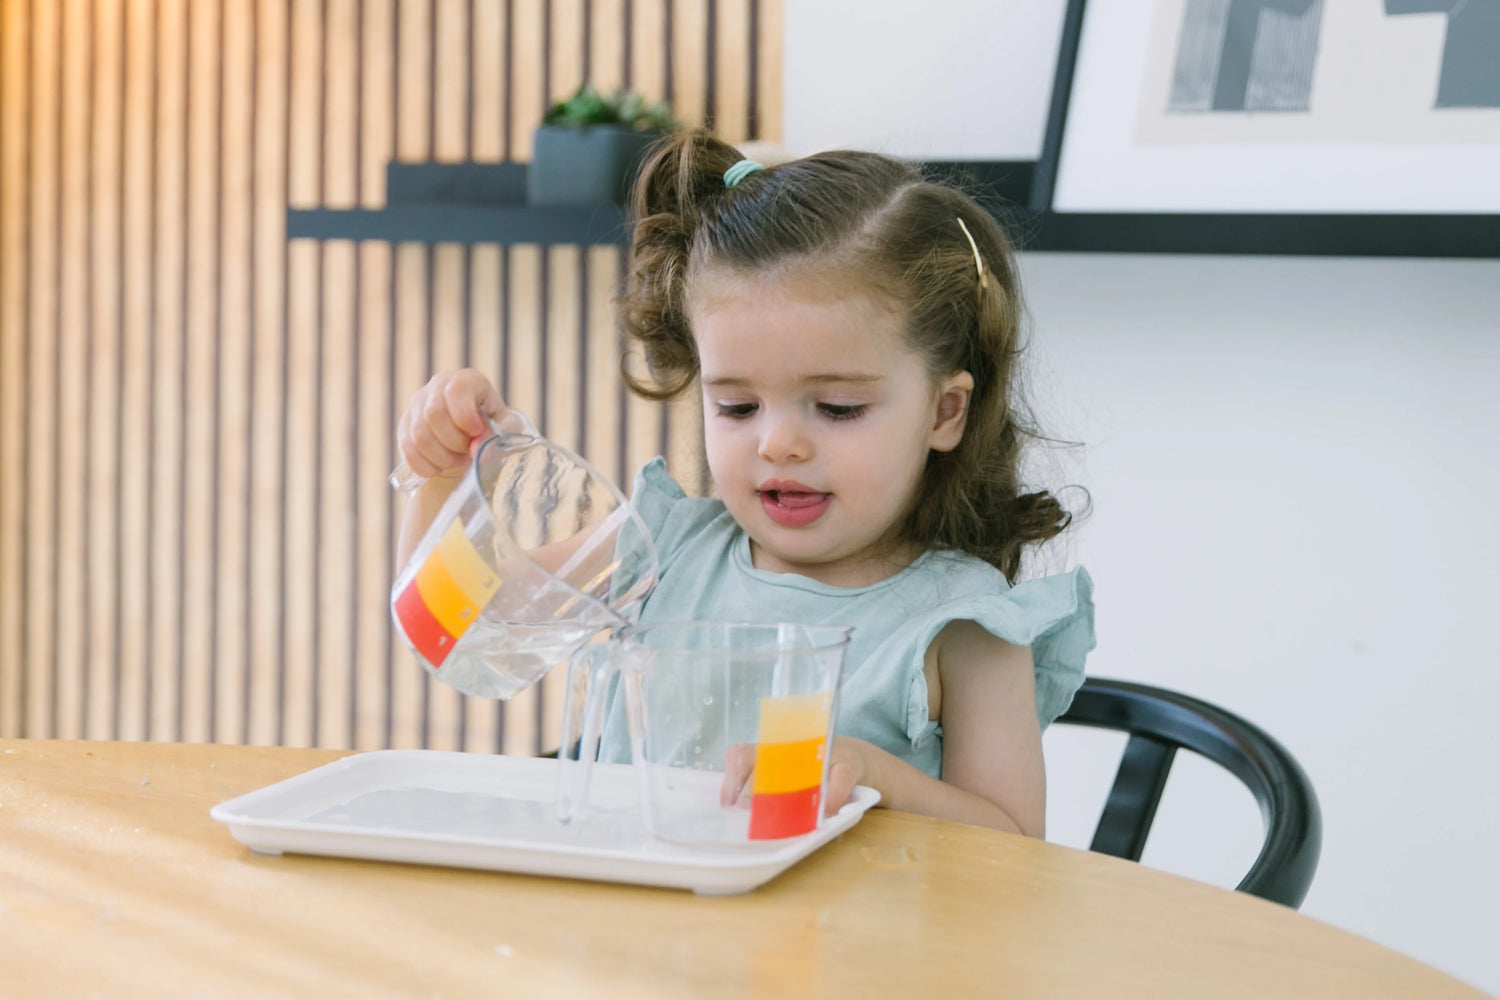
[435,519,502,604]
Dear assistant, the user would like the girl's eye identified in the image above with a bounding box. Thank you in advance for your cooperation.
[818,403,867,421]
[716,402,758,419]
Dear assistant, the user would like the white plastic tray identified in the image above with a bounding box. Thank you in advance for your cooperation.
[210,750,878,895]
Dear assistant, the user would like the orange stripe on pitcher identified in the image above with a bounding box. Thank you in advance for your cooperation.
[414,550,485,638]
[394,519,504,669]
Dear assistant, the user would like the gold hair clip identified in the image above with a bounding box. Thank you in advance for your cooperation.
[956,217,988,290]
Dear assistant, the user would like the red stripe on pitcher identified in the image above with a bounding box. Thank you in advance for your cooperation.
[393,579,460,668]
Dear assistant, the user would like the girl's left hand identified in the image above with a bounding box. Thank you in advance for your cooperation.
[822,738,875,814]
[719,737,877,816]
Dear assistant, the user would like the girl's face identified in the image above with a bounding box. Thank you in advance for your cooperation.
[689,269,971,588]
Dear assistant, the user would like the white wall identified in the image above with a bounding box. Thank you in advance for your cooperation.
[786,3,1500,994]
[1029,252,1500,997]
[782,1,1065,159]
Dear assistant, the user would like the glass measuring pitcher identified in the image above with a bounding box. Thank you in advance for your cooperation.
[390,409,659,701]
[558,622,851,846]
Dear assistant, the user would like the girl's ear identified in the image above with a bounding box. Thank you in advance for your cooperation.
[930,370,974,453]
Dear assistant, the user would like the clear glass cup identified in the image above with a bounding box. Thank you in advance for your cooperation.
[390,409,659,700]
[559,621,851,847]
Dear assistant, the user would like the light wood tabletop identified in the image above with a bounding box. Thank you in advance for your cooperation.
[0,738,1486,999]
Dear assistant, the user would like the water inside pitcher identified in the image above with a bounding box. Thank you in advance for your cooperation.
[390,409,659,701]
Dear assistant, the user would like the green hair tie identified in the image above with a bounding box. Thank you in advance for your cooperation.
[723,159,765,189]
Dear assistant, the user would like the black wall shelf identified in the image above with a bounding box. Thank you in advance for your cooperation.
[285,162,628,246]
[286,161,1500,258]
[286,203,629,246]
[1025,211,1500,258]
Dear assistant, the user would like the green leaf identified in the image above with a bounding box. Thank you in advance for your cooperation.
[541,81,680,131]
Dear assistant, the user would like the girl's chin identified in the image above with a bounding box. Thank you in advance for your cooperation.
[748,538,832,574]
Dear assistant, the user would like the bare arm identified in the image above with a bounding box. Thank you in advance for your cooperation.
[824,620,1046,837]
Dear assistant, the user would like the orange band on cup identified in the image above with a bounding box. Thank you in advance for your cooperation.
[751,736,827,795]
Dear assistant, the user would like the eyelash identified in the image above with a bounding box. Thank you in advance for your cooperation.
[714,402,868,422]
[819,403,867,421]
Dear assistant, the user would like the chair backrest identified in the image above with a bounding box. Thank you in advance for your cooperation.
[1055,677,1322,909]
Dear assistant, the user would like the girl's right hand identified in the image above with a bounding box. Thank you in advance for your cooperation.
[395,369,507,481]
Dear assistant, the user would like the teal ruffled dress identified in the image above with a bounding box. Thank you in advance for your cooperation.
[601,458,1096,778]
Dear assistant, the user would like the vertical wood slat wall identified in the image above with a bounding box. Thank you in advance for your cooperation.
[0,0,783,752]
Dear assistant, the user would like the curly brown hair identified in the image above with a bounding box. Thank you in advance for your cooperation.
[619,129,1075,582]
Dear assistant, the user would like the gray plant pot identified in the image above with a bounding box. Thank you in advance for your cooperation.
[527,125,662,207]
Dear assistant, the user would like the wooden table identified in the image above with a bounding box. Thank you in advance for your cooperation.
[0,739,1486,999]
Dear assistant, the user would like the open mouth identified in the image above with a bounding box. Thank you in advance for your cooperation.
[759,489,831,527]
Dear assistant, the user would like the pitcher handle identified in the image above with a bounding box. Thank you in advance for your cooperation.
[555,630,622,824]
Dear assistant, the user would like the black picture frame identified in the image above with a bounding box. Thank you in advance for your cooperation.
[1027,0,1500,258]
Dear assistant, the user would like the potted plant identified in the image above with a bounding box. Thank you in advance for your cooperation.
[528,83,679,207]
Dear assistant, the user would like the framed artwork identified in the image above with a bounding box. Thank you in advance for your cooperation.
[1029,0,1500,256]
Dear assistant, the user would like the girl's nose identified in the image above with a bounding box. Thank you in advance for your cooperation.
[757,413,811,463]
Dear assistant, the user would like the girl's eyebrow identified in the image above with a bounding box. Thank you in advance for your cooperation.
[703,373,885,387]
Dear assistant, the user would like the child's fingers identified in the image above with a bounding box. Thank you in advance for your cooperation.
[420,383,477,455]
[404,402,472,478]
[395,408,449,480]
[442,370,507,437]
[398,370,506,478]
[823,759,857,816]
[720,744,756,807]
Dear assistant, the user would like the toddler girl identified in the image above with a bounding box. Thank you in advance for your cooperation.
[396,130,1094,836]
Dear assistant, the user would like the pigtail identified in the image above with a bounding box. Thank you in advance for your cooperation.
[899,199,1076,582]
[970,232,1072,580]
[620,129,744,400]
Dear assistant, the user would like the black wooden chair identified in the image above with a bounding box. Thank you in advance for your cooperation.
[1055,677,1322,909]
